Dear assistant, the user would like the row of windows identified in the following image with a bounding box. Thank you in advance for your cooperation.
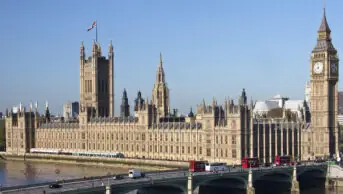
[7,141,24,148]
[37,132,237,145]
[35,142,238,159]
[7,132,24,139]
[306,146,324,155]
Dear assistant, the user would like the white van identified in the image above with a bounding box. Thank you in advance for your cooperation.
[128,169,143,179]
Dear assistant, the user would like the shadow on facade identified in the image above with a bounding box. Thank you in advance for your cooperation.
[254,173,291,194]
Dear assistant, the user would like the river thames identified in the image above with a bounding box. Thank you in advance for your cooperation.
[0,160,342,194]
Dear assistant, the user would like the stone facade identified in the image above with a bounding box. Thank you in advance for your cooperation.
[4,10,340,164]
[303,9,340,159]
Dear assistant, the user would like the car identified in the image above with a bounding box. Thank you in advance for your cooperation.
[49,183,62,189]
[112,174,124,180]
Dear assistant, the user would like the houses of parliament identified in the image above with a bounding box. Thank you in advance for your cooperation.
[4,10,340,164]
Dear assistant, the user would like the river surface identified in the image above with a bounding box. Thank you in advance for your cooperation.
[0,160,342,194]
[0,159,130,187]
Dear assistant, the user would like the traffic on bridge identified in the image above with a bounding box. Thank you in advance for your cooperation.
[0,155,330,194]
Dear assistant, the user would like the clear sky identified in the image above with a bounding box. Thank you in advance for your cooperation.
[0,0,343,115]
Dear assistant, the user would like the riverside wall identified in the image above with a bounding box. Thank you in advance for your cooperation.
[0,152,188,170]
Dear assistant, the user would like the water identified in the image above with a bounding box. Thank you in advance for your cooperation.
[0,159,130,187]
[0,160,342,194]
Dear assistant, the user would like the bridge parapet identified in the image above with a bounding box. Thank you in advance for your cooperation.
[327,164,343,178]
[0,164,328,194]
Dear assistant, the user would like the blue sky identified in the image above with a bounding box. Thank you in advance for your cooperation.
[1,0,343,115]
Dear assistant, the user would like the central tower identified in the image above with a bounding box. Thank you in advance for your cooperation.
[80,41,114,118]
[310,9,339,157]
[152,53,170,117]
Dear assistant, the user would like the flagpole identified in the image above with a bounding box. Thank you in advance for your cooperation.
[96,20,98,42]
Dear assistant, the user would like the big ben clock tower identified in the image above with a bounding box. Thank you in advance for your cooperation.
[310,9,339,158]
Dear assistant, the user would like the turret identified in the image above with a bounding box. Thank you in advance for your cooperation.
[34,101,40,128]
[80,41,85,60]
[108,41,114,117]
[120,89,130,118]
[240,88,247,105]
[45,101,50,123]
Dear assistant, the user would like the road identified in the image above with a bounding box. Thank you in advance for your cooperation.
[2,162,324,194]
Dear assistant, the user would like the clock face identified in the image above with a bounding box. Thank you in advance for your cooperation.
[313,62,323,74]
[331,63,338,73]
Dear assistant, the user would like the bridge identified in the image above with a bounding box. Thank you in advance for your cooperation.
[1,163,329,194]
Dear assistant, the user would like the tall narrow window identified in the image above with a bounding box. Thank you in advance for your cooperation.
[98,79,101,93]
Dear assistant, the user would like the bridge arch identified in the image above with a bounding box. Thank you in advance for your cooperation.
[254,171,292,184]
[118,183,186,194]
[137,184,186,194]
[253,171,292,194]
[297,168,326,190]
[194,175,247,191]
[298,168,326,179]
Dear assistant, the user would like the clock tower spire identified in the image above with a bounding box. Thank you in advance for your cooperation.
[308,8,339,159]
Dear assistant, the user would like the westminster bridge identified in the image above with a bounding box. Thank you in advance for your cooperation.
[1,162,330,194]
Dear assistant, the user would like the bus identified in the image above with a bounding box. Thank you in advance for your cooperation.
[274,155,291,166]
[242,157,259,168]
[189,160,206,172]
[205,162,227,172]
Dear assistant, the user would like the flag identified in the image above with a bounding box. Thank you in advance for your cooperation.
[87,21,97,31]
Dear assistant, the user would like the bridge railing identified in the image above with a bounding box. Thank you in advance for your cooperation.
[0,168,187,191]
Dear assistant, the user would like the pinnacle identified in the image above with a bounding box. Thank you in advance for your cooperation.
[318,8,331,33]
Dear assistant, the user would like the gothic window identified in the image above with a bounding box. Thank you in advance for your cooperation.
[193,147,196,154]
[98,80,101,93]
[206,148,211,156]
[102,80,105,92]
[232,149,237,158]
[199,147,202,155]
[232,135,237,145]
[187,146,190,154]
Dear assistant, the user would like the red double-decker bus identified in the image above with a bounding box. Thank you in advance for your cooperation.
[189,160,206,172]
[274,155,291,166]
[241,157,259,168]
